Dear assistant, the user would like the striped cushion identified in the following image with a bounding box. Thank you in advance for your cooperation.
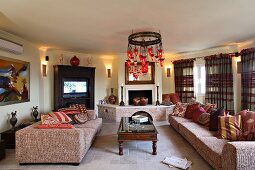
[48,112,72,123]
[58,107,80,115]
[218,115,242,141]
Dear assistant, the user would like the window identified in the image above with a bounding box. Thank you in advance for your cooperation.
[194,64,206,97]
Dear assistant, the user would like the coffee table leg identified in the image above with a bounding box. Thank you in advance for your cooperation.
[119,141,123,155]
[152,141,157,155]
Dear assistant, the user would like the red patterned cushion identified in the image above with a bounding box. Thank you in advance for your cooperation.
[218,115,242,140]
[74,112,88,124]
[41,115,59,125]
[171,102,188,117]
[197,112,210,126]
[169,93,180,104]
[48,112,72,123]
[238,110,255,140]
[203,103,217,113]
[58,107,80,115]
[185,103,200,119]
[36,124,74,129]
[192,107,206,123]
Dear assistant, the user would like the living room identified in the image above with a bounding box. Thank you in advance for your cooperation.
[0,1,255,170]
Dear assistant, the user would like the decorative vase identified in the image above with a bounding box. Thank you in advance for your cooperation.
[32,106,39,122]
[70,56,80,66]
[10,111,17,130]
[108,88,117,104]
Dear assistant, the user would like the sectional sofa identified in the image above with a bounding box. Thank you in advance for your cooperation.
[169,115,255,170]
[16,111,102,165]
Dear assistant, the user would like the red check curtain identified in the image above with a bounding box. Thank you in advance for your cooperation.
[205,54,234,114]
[173,59,195,103]
[241,48,255,110]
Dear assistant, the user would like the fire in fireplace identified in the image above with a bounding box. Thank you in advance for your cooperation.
[128,90,152,105]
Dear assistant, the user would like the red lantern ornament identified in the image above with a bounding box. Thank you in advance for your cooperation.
[148,47,153,56]
[126,59,131,68]
[127,50,132,59]
[134,48,138,56]
[159,58,165,67]
[158,48,163,58]
[133,73,139,80]
[70,56,80,66]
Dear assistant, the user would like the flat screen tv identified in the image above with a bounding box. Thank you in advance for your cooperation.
[63,78,88,98]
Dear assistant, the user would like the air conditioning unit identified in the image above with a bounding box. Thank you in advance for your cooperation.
[0,38,23,54]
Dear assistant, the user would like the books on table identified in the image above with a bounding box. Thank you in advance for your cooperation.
[131,115,148,123]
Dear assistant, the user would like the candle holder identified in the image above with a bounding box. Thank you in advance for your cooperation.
[119,85,125,106]
[155,85,160,106]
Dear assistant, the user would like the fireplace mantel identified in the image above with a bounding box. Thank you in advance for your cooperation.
[124,84,156,105]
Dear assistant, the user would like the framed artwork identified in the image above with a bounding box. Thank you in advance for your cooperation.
[0,56,30,106]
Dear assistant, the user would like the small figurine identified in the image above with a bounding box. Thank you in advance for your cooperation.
[32,106,39,122]
[10,111,17,130]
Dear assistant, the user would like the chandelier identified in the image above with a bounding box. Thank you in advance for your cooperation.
[126,31,165,79]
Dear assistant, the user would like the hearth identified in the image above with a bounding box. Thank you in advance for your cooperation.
[128,90,152,105]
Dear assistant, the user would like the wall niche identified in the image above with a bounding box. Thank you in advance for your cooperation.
[53,65,95,110]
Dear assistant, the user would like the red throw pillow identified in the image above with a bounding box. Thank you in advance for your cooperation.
[192,107,206,123]
[238,110,255,140]
[36,124,74,129]
[48,112,72,123]
[169,93,180,104]
[58,108,80,115]
[185,103,200,119]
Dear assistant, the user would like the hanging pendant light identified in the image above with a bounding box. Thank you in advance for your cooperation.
[125,31,165,79]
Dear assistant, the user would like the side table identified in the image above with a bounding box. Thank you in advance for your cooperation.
[1,126,23,149]
[0,140,5,160]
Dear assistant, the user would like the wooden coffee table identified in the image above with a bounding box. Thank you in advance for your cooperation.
[117,117,158,155]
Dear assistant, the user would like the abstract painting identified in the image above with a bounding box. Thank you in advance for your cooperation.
[0,56,30,106]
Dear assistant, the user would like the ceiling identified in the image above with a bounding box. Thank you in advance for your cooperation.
[0,0,255,54]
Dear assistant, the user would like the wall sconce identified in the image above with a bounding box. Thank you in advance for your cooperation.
[45,56,49,61]
[237,61,241,74]
[42,64,47,77]
[166,68,171,77]
[107,68,111,78]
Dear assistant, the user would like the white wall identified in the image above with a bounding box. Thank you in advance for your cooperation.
[0,30,41,133]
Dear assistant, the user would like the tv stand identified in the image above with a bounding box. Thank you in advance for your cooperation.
[53,65,95,110]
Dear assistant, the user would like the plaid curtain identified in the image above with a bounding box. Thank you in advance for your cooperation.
[241,48,255,110]
[173,59,195,103]
[205,54,234,114]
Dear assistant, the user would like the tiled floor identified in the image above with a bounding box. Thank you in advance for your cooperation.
[0,121,213,170]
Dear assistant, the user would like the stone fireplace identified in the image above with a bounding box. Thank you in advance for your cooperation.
[128,90,152,105]
[125,84,155,105]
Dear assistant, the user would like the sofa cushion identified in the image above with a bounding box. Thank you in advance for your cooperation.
[218,115,242,140]
[203,103,217,113]
[185,103,200,119]
[169,116,191,131]
[87,110,97,120]
[171,102,188,117]
[74,118,102,133]
[209,108,225,131]
[41,114,59,125]
[192,107,206,123]
[238,110,255,140]
[179,122,217,139]
[48,112,72,123]
[197,112,210,127]
[74,112,89,124]
[58,107,80,115]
